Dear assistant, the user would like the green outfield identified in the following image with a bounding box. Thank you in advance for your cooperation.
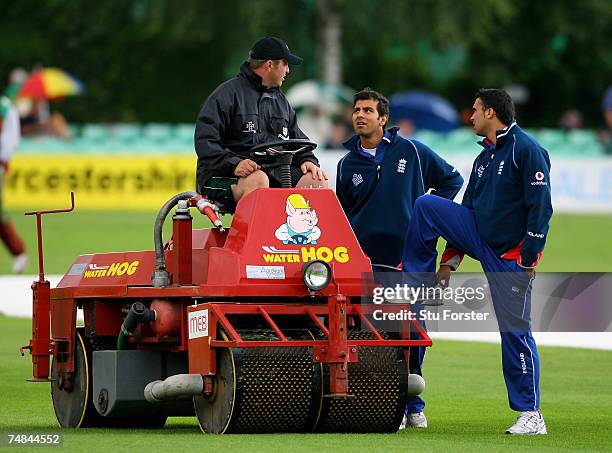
[1,210,611,275]
[1,211,611,450]
[1,316,611,452]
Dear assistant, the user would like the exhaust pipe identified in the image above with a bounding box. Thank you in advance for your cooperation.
[144,374,204,403]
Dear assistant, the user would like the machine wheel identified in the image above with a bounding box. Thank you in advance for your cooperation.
[51,329,167,428]
[194,329,322,434]
[52,329,100,427]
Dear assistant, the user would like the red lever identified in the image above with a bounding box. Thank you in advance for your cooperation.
[194,196,224,232]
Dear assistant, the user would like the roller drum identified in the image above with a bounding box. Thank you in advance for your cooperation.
[194,329,322,434]
[194,329,407,434]
[314,330,407,433]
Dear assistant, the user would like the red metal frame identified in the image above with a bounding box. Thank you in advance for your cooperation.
[22,193,75,382]
[191,302,431,348]
[188,299,431,396]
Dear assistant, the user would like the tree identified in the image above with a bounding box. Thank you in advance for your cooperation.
[1,0,609,126]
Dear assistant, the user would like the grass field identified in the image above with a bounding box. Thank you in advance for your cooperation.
[1,210,612,275]
[1,316,611,452]
[1,209,611,450]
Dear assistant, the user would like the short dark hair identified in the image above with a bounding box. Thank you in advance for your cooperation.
[353,87,390,118]
[475,88,515,125]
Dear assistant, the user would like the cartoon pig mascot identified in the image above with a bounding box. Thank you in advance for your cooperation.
[275,194,321,244]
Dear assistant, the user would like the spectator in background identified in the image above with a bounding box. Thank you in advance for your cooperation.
[6,68,71,140]
[18,99,71,139]
[599,85,612,155]
[397,118,415,139]
[459,107,473,126]
[0,96,27,273]
[3,68,27,100]
[559,109,583,131]
[323,115,351,150]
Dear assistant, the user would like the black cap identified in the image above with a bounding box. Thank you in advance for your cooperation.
[251,37,303,65]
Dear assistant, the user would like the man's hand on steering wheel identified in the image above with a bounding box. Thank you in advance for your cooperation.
[234,159,261,178]
[300,161,328,181]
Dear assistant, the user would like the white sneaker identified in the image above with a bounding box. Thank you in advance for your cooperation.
[12,253,27,274]
[505,411,547,435]
[399,412,428,429]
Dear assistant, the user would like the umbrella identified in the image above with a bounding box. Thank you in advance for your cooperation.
[390,90,459,132]
[17,68,84,100]
[286,80,354,113]
[602,85,612,111]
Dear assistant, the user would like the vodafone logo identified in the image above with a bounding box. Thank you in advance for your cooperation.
[531,171,548,186]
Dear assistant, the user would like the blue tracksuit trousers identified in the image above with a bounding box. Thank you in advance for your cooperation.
[401,195,541,411]
[373,267,426,414]
[406,303,427,414]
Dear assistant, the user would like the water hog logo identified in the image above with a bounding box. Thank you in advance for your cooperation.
[275,194,321,245]
[84,261,139,278]
[262,245,349,264]
[264,194,349,264]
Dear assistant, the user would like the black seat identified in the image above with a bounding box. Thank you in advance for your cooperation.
[197,183,235,215]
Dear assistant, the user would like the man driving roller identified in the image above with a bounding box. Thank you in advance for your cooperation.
[195,36,328,206]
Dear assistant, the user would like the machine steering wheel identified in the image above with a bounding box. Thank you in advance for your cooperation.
[250,139,317,157]
[250,139,318,188]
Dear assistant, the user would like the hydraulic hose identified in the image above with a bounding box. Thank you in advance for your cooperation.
[152,191,199,287]
[117,302,156,350]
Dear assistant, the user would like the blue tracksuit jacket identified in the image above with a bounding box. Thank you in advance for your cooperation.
[443,122,553,268]
[336,127,464,266]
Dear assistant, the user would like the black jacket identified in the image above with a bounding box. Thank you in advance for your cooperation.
[195,62,318,187]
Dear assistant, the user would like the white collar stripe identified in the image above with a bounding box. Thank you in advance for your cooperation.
[497,121,517,139]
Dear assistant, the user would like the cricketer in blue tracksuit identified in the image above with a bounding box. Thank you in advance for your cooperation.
[336,127,464,266]
[337,126,464,414]
[401,121,553,412]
